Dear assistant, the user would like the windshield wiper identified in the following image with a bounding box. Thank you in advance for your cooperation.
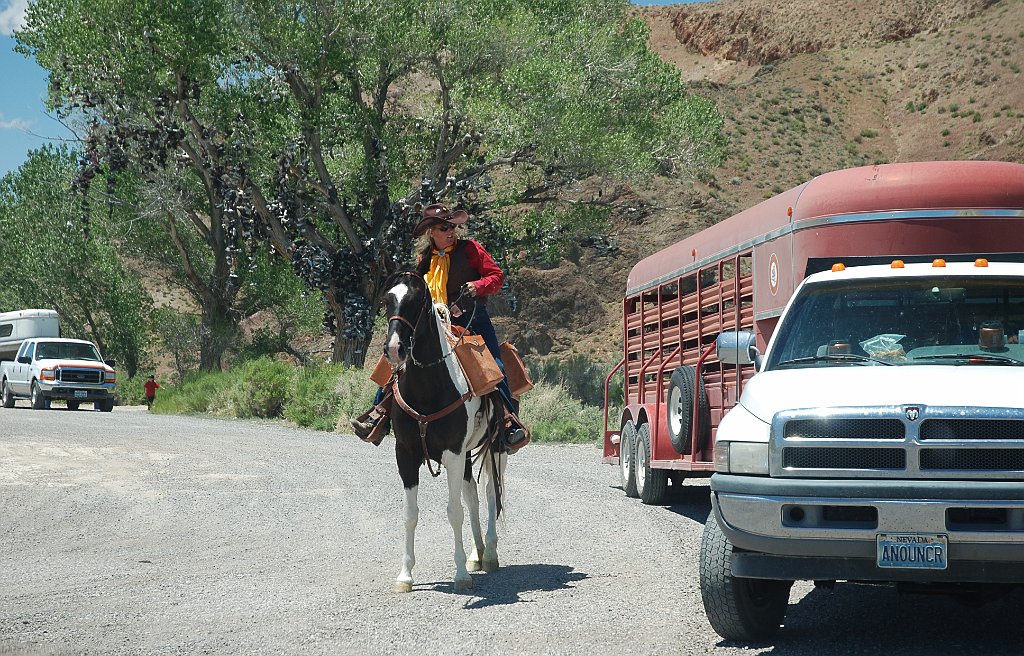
[775,353,895,368]
[912,353,1024,366]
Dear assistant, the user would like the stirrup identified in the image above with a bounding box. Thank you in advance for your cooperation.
[351,396,392,446]
[502,412,531,454]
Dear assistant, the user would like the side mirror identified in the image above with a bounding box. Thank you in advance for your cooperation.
[716,330,761,370]
[17,356,30,364]
[104,359,117,368]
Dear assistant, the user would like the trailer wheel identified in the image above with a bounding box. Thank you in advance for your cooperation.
[96,398,114,413]
[67,401,80,411]
[635,423,668,505]
[30,381,46,410]
[619,420,638,498]
[699,511,792,642]
[1,380,13,408]
[667,366,710,454]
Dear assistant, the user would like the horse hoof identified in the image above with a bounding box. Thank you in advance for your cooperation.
[393,581,413,593]
[454,577,474,591]
[467,559,481,572]
[482,559,499,573]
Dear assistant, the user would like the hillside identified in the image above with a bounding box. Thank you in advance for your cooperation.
[497,0,1024,366]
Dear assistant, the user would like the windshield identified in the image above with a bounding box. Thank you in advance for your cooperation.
[35,342,102,362]
[765,275,1024,370]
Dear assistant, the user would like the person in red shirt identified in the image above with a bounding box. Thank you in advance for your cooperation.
[143,375,161,410]
[351,203,528,449]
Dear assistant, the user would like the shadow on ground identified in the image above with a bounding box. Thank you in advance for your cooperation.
[420,564,588,609]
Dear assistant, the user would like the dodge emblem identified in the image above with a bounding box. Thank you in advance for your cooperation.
[906,407,920,421]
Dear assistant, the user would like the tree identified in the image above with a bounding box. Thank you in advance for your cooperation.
[17,0,259,371]
[0,146,151,376]
[17,0,724,366]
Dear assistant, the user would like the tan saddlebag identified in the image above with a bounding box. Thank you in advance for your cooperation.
[500,341,534,399]
[369,354,393,387]
[455,335,504,396]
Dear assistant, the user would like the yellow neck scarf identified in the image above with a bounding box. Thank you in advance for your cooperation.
[425,246,452,304]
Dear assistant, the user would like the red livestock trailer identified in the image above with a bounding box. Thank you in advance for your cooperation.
[603,160,1024,503]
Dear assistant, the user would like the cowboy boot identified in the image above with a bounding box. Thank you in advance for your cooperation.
[350,393,393,446]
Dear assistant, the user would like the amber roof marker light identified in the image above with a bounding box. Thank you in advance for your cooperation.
[975,258,989,267]
[932,258,947,268]
[831,263,846,272]
[891,260,905,269]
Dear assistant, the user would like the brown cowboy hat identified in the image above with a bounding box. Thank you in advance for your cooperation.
[412,203,469,237]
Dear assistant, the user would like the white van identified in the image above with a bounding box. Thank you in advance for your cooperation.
[0,309,60,362]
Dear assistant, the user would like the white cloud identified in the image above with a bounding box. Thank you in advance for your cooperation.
[0,113,31,130]
[0,0,29,36]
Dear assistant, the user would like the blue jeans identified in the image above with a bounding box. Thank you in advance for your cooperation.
[373,303,519,414]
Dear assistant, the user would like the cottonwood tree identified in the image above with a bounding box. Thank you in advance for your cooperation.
[0,146,150,376]
[18,0,724,366]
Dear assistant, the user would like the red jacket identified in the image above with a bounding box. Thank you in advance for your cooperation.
[416,239,505,307]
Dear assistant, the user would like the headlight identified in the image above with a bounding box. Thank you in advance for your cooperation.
[40,368,56,381]
[714,441,769,474]
[104,371,117,383]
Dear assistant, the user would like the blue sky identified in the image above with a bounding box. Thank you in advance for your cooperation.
[0,0,710,178]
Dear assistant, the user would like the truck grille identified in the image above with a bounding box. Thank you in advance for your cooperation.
[58,368,103,384]
[785,419,904,440]
[783,447,906,470]
[771,407,1024,479]
[920,419,1024,441]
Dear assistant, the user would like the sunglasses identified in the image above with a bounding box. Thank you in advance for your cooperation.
[435,222,456,233]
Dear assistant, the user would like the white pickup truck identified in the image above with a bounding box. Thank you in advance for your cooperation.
[0,337,117,411]
[703,258,1024,639]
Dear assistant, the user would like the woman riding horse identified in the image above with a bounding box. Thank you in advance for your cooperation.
[350,203,529,450]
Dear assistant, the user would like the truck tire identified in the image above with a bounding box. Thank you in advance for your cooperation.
[96,398,114,412]
[619,420,638,498]
[699,511,792,642]
[667,366,710,455]
[1,380,13,408]
[30,381,46,410]
[66,401,80,411]
[635,422,668,505]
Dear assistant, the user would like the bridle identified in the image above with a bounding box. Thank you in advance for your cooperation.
[386,271,474,370]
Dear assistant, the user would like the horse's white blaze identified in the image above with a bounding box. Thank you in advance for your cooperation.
[386,284,411,366]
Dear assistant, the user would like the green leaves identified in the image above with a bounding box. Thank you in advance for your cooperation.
[0,147,152,376]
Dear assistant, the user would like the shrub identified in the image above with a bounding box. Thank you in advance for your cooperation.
[519,382,604,444]
[285,363,347,431]
[860,128,878,138]
[230,357,295,418]
[114,374,147,406]
[152,369,236,415]
[332,364,383,431]
[526,355,619,408]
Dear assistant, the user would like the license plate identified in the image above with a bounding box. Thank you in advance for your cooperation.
[877,533,948,570]
[74,390,88,399]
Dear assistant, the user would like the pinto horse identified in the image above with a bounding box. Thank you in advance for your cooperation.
[381,269,507,593]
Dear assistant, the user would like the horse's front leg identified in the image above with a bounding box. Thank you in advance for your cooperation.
[394,485,418,593]
[463,456,485,572]
[442,450,473,591]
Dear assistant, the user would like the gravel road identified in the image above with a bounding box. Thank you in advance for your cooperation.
[2,405,1023,655]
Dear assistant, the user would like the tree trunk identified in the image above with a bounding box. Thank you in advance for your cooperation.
[199,305,237,371]
[332,335,371,367]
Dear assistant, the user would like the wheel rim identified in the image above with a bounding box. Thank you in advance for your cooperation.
[31,384,38,406]
[635,435,647,495]
[620,433,631,480]
[668,386,682,434]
